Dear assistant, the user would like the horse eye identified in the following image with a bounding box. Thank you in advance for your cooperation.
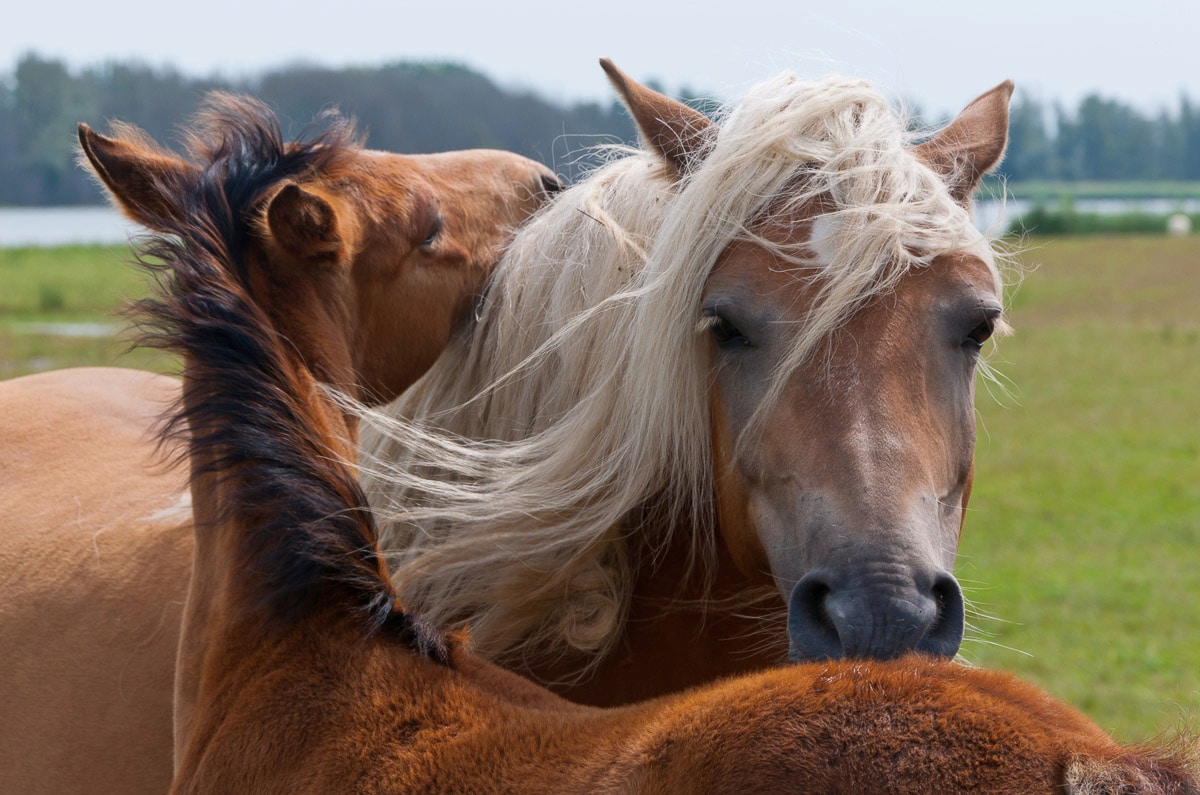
[421,215,443,247]
[963,317,996,352]
[707,313,749,348]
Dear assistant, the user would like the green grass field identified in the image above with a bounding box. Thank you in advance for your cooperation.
[961,236,1200,740]
[1,238,1197,740]
[0,244,174,378]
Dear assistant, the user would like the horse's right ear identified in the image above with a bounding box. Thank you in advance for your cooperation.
[264,183,352,267]
[913,81,1015,205]
[78,123,196,232]
[600,58,716,175]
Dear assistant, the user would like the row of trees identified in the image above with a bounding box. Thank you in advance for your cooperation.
[1003,93,1200,182]
[3,53,1200,205]
[0,54,637,205]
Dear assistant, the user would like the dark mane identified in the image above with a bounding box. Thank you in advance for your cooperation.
[174,93,361,285]
[130,94,447,659]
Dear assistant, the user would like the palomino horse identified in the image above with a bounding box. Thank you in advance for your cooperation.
[149,136,1197,793]
[360,60,1012,702]
[0,96,555,794]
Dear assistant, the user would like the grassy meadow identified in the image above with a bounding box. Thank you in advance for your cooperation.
[1,237,1197,740]
[0,244,174,378]
[960,236,1200,740]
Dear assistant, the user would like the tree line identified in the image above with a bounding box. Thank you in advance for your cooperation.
[0,54,637,206]
[2,53,1199,206]
[1002,92,1200,183]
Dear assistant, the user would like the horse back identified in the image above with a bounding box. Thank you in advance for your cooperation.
[0,366,188,794]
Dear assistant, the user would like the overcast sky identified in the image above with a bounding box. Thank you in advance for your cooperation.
[5,0,1198,117]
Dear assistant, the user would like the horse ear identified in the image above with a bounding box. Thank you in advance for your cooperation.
[265,183,348,265]
[914,80,1015,204]
[78,123,196,231]
[600,58,716,175]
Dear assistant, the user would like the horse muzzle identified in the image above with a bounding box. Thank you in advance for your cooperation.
[785,567,965,662]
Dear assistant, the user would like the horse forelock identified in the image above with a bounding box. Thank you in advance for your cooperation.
[167,94,364,281]
[359,72,1007,667]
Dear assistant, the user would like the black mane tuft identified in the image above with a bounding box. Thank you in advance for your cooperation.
[129,94,448,662]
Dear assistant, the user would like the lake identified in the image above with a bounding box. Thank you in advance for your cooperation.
[0,206,139,248]
[973,197,1200,233]
[4,198,1200,248]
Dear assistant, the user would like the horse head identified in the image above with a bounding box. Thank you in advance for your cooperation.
[79,95,559,408]
[605,62,1012,664]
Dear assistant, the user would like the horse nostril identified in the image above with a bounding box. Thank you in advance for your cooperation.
[787,572,843,662]
[787,569,966,663]
[919,574,965,659]
[540,173,565,195]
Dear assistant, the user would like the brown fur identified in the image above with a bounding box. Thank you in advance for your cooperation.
[0,96,553,794]
[173,627,1200,794]
[0,368,188,790]
[156,135,1196,793]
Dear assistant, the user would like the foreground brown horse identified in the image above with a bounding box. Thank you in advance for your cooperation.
[149,125,1197,793]
[0,96,555,793]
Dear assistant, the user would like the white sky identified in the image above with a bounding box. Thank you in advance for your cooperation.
[5,0,1198,117]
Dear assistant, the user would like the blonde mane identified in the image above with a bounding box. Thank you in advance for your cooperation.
[357,72,1001,667]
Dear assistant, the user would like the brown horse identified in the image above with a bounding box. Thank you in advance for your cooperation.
[0,96,555,794]
[360,61,1012,702]
[149,137,1197,793]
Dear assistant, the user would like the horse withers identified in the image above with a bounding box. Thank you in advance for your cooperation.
[147,121,1197,792]
[0,95,556,794]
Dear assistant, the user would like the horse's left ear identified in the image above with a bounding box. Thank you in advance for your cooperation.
[265,183,351,266]
[78,123,199,231]
[914,80,1015,204]
[600,58,716,175]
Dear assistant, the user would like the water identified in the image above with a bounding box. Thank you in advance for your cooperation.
[0,206,138,248]
[973,197,1200,234]
[10,321,120,338]
[2,199,1198,248]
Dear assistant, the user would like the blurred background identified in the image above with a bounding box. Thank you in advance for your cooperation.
[2,0,1196,742]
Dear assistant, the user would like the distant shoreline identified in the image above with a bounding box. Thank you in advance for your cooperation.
[6,186,1200,248]
[0,207,138,248]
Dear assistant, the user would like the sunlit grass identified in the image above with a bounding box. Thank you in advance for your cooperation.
[0,244,176,378]
[961,235,1200,740]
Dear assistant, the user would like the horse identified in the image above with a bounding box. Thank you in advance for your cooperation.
[358,60,1013,703]
[0,94,556,794]
[146,128,1198,794]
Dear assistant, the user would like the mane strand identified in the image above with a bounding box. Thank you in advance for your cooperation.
[126,95,446,659]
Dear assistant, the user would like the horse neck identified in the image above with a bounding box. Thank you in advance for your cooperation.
[172,345,364,764]
[630,496,784,635]
[525,499,787,705]
[245,248,362,415]
[175,248,361,727]
[173,232,365,635]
